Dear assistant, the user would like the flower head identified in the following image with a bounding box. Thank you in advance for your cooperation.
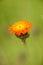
[8,20,32,36]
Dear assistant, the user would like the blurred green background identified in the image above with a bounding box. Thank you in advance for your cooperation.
[0,0,43,65]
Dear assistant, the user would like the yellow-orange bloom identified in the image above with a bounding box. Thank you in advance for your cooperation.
[8,20,32,36]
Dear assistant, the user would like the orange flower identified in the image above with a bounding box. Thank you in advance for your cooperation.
[8,20,32,36]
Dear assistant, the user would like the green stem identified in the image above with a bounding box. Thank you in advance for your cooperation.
[22,38,26,45]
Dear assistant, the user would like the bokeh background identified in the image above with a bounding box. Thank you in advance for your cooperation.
[0,0,43,65]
